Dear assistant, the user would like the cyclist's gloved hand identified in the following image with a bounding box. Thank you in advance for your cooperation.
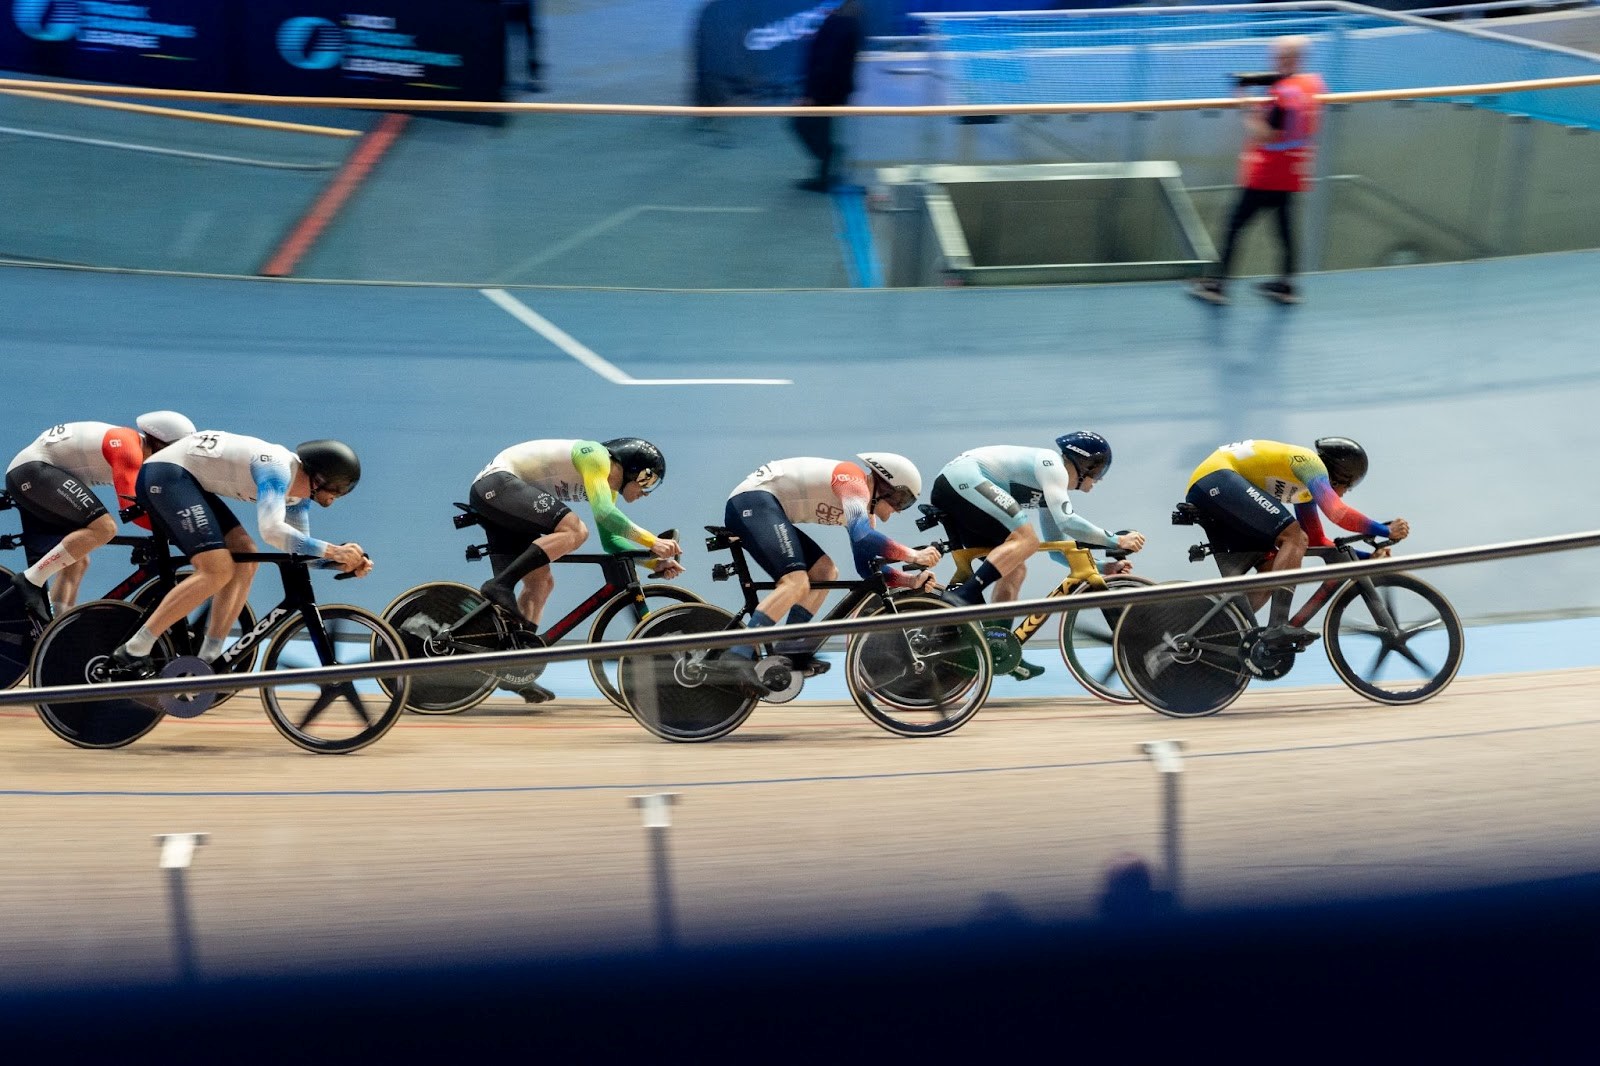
[649,536,681,560]
[1386,517,1411,542]
[1100,558,1133,576]
[1116,530,1146,553]
[650,558,686,580]
[885,566,937,592]
[326,542,372,577]
[908,545,941,570]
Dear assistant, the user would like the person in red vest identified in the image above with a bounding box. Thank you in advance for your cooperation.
[1191,36,1326,306]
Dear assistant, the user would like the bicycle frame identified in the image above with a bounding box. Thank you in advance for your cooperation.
[945,539,1116,646]
[209,551,333,671]
[540,552,661,643]
[1208,541,1401,636]
[708,527,892,643]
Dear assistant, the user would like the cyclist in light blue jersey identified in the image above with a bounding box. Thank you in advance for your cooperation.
[933,433,1145,675]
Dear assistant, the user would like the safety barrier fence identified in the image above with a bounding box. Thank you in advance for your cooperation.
[2,71,1598,115]
[2,527,1595,709]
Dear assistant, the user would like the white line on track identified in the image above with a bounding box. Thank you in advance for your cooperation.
[481,287,792,386]
[493,205,766,283]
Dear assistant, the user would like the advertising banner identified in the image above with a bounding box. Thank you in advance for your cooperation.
[0,1,230,90]
[240,2,503,100]
[0,1,505,100]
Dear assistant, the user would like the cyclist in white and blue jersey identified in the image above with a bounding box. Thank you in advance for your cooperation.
[110,432,370,676]
[934,432,1146,611]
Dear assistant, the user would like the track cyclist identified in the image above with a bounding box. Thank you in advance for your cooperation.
[5,411,196,620]
[110,433,370,676]
[469,437,682,701]
[1184,437,1409,647]
[933,432,1146,679]
[718,452,940,688]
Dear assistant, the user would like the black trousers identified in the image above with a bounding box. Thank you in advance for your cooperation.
[503,0,540,80]
[1216,187,1297,280]
[790,115,837,181]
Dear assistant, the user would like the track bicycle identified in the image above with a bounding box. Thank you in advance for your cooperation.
[0,492,257,695]
[1110,501,1465,718]
[615,524,992,743]
[915,502,1150,703]
[377,503,697,713]
[28,513,408,753]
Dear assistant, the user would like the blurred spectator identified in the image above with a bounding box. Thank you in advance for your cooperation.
[504,0,543,93]
[791,0,864,192]
[1191,36,1326,306]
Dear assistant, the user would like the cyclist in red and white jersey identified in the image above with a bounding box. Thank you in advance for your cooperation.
[720,452,939,681]
[110,432,369,675]
[5,411,195,619]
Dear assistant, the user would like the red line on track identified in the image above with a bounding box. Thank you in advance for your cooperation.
[258,112,409,278]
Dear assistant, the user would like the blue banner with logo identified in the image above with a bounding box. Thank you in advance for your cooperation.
[0,1,504,100]
[0,1,230,89]
[241,1,503,100]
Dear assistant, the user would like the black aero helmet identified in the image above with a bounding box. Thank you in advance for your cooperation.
[1314,436,1368,490]
[296,439,361,496]
[1055,431,1113,481]
[604,437,665,494]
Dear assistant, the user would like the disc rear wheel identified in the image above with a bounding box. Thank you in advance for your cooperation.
[618,602,757,742]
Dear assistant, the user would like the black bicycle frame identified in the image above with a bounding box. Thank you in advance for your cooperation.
[711,528,889,642]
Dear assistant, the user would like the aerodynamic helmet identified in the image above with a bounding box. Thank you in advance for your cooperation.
[856,451,922,512]
[604,437,666,494]
[1314,437,1368,491]
[296,439,362,496]
[135,411,196,449]
[1055,431,1113,482]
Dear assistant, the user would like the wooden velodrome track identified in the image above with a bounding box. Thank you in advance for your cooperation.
[2,666,1597,988]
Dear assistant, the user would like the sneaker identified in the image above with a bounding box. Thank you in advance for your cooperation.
[1188,279,1229,306]
[478,580,523,621]
[1257,280,1302,305]
[9,571,51,623]
[1009,658,1047,682]
[110,644,156,679]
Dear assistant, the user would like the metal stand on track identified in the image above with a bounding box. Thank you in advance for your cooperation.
[1139,741,1186,909]
[155,832,209,984]
[630,793,681,953]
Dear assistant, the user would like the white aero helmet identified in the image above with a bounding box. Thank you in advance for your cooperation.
[136,411,196,448]
[855,451,922,512]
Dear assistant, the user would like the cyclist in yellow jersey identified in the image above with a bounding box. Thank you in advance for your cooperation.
[1185,437,1409,644]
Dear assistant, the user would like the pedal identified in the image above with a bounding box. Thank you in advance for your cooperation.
[1188,544,1212,563]
[464,544,489,562]
[1009,658,1047,682]
[711,563,736,582]
[157,656,217,718]
[1171,503,1200,526]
